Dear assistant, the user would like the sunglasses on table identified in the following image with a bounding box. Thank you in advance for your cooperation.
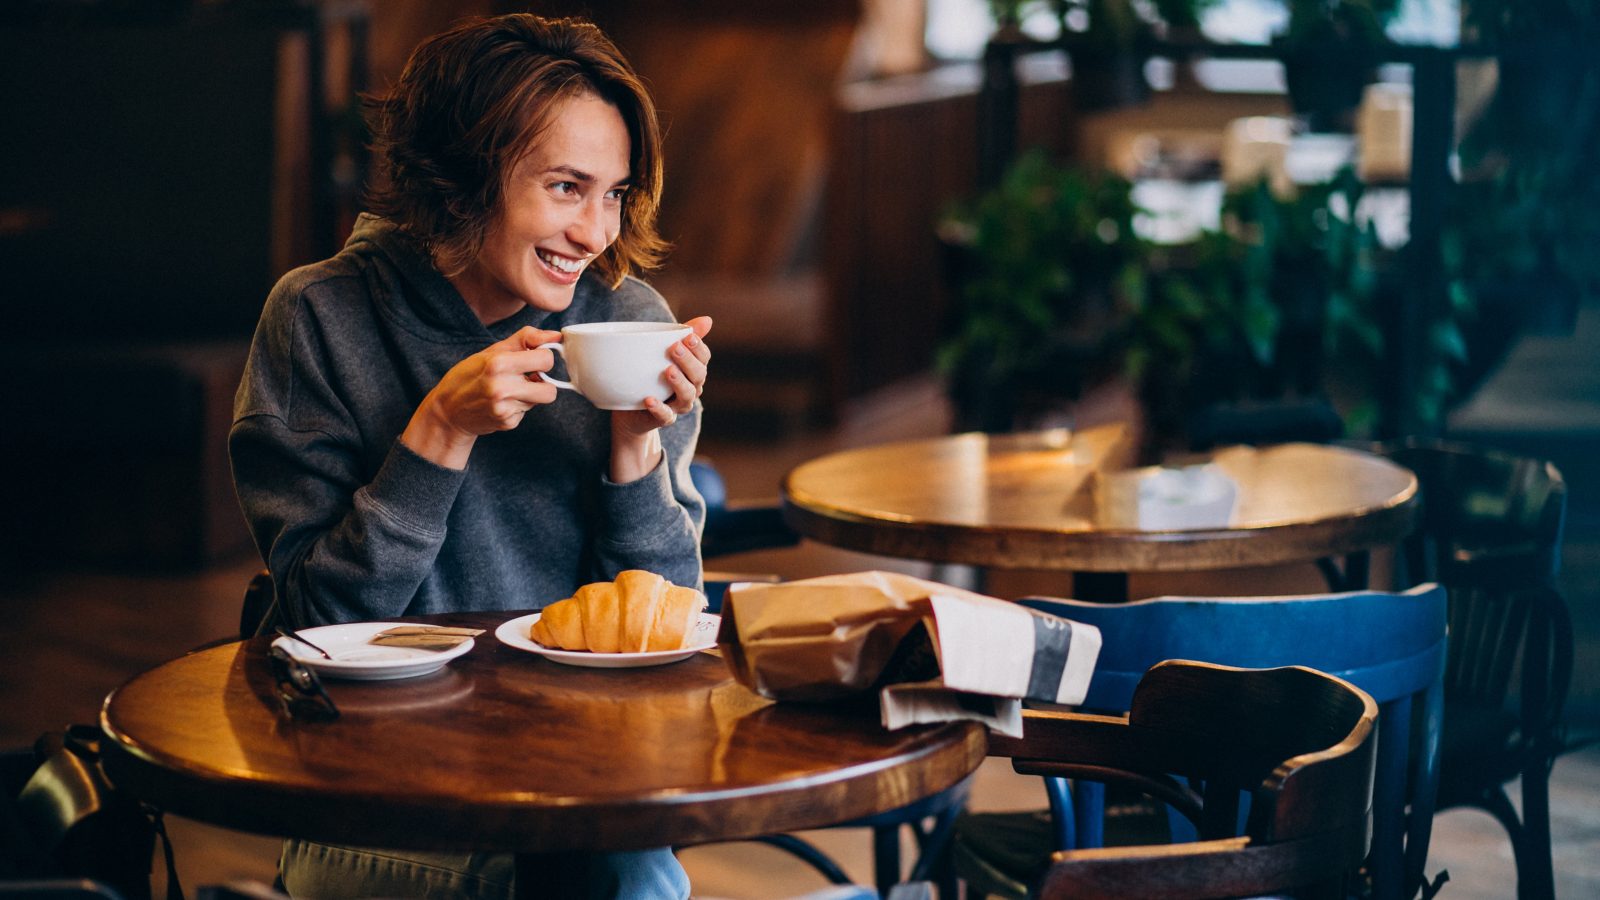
[269,645,341,721]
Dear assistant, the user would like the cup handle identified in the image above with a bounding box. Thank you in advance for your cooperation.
[535,342,575,391]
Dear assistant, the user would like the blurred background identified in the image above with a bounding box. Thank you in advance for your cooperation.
[1,0,1596,896]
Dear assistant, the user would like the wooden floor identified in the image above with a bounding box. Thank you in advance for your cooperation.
[5,370,1599,898]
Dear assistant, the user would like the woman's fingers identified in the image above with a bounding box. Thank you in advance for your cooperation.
[662,366,697,413]
[504,326,563,350]
[668,342,707,391]
[684,315,713,340]
[661,317,712,414]
[508,373,559,403]
[641,396,679,427]
[499,347,555,378]
[680,318,713,369]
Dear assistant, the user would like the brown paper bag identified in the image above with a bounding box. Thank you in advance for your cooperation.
[715,572,929,701]
[717,571,1101,736]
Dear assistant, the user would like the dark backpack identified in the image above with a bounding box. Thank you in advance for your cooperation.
[3,725,180,900]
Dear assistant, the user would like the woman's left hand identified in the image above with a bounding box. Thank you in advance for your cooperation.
[614,316,712,437]
[609,316,712,482]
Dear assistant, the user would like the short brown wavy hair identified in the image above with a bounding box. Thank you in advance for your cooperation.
[365,14,668,286]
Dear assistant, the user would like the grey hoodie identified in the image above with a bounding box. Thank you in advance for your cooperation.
[231,214,704,627]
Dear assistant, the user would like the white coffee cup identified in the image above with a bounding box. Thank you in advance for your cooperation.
[537,321,692,411]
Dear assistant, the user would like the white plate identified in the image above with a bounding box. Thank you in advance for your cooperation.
[272,622,475,681]
[495,612,720,668]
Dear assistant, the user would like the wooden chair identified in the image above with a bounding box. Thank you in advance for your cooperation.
[240,569,277,639]
[955,585,1446,900]
[2,727,162,900]
[1372,438,1575,900]
[983,660,1378,900]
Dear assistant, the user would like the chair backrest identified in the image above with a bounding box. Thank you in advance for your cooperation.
[688,459,797,613]
[3,728,154,900]
[240,570,276,640]
[1019,585,1445,900]
[991,660,1378,900]
[1370,438,1573,720]
[690,459,798,561]
[1373,437,1566,588]
[1021,586,1446,713]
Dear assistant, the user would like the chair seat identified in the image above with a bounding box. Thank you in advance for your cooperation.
[950,811,1051,900]
[952,797,1185,899]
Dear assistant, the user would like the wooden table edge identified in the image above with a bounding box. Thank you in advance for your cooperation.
[781,488,1419,573]
[98,662,990,853]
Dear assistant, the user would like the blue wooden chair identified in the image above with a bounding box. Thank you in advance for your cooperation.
[953,584,1447,900]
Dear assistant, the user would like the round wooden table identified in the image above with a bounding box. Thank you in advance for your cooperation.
[99,611,985,897]
[782,429,1418,592]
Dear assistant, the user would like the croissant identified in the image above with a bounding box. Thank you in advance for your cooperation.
[530,570,708,653]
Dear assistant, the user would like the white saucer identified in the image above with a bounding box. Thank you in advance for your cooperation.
[495,613,719,668]
[272,622,475,681]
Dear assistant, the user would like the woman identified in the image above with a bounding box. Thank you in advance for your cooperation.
[230,14,708,899]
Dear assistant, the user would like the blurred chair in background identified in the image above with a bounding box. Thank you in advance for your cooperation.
[1373,438,1577,900]
[1185,397,1345,452]
[691,458,799,612]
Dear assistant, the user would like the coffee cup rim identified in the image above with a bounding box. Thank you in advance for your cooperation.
[562,321,690,336]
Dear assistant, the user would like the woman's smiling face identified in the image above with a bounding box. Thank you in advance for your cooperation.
[451,92,633,324]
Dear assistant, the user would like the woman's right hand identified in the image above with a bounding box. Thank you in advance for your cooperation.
[401,326,561,469]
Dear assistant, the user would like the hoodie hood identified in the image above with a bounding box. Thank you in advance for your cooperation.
[341,213,565,341]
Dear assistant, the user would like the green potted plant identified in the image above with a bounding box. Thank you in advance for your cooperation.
[939,153,1423,450]
[937,150,1147,432]
[1112,174,1378,453]
[1275,0,1400,132]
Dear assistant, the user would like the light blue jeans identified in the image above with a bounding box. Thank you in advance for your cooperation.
[279,839,690,899]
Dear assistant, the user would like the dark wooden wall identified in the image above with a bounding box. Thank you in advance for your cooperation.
[501,0,860,278]
[825,73,1075,399]
[0,15,315,339]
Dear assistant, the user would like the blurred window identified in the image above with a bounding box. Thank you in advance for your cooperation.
[924,0,1459,62]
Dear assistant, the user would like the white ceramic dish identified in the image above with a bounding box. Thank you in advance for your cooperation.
[495,612,719,668]
[272,622,475,681]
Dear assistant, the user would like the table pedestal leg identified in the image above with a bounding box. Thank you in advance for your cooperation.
[1072,572,1128,603]
[515,852,589,900]
[514,849,688,899]
[1316,551,1371,592]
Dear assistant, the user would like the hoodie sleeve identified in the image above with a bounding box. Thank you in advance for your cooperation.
[230,272,464,626]
[592,401,706,591]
